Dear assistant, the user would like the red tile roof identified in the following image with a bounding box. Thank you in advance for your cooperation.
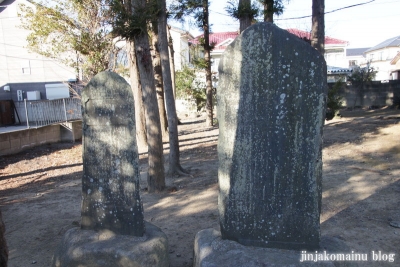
[189,28,348,49]
[286,29,348,45]
[190,31,239,51]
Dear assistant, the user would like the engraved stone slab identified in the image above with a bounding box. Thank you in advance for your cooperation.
[81,71,144,236]
[217,23,327,250]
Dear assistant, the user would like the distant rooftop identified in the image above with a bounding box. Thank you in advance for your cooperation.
[286,29,348,45]
[346,48,370,57]
[169,25,195,40]
[190,31,239,51]
[366,35,400,53]
[190,28,348,51]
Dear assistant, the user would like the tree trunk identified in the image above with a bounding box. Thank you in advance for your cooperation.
[127,41,147,148]
[239,0,252,33]
[132,1,165,192]
[150,23,168,139]
[158,0,188,176]
[311,0,325,54]
[167,26,176,99]
[203,0,213,126]
[264,0,274,22]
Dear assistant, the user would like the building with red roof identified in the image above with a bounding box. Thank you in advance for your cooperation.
[189,27,350,74]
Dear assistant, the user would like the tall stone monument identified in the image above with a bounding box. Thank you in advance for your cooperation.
[217,22,326,251]
[52,72,169,267]
[80,71,144,236]
[194,23,358,267]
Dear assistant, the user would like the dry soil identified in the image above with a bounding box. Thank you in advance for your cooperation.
[1,108,400,267]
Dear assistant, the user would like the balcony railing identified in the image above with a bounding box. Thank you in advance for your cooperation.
[16,98,82,128]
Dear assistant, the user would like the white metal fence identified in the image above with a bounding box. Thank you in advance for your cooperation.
[14,98,81,128]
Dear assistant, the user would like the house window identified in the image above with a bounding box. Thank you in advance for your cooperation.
[349,60,357,67]
[369,54,375,61]
[21,60,31,74]
[378,51,384,61]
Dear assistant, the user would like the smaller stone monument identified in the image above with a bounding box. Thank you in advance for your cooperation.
[0,209,8,267]
[52,71,169,267]
[194,23,357,267]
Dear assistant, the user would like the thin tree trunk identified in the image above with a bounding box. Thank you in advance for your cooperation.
[239,0,252,33]
[132,0,165,192]
[167,26,176,99]
[167,25,182,125]
[264,0,274,22]
[203,0,213,127]
[150,23,168,139]
[311,0,325,54]
[158,0,188,176]
[127,41,147,148]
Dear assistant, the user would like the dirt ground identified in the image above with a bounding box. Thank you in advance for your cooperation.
[1,108,400,267]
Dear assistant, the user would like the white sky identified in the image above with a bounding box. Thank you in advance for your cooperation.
[170,0,400,49]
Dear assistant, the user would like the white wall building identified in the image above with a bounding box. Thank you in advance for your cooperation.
[0,0,76,87]
[169,26,194,71]
[190,28,349,78]
[361,35,400,81]
[346,48,369,69]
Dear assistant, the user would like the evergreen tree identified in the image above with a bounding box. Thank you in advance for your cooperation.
[258,0,287,23]
[171,0,214,126]
[226,0,258,32]
[157,0,190,176]
[110,0,166,192]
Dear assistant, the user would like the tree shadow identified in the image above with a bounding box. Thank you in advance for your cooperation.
[1,170,82,266]
[2,93,399,266]
[0,163,82,181]
[0,142,79,168]
[321,178,400,267]
[323,118,399,149]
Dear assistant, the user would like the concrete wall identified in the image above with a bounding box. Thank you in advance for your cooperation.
[330,80,400,108]
[0,124,60,156]
[60,121,82,142]
[0,121,82,156]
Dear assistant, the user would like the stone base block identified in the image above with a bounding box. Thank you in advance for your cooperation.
[194,229,358,267]
[52,221,169,267]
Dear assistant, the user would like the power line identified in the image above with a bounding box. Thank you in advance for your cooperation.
[0,53,57,61]
[209,9,231,17]
[0,42,26,48]
[275,0,376,21]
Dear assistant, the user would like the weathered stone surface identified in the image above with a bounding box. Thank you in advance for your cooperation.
[52,221,169,267]
[193,229,358,267]
[0,209,8,267]
[217,23,327,250]
[81,71,144,236]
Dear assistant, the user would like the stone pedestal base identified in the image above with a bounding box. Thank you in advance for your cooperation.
[52,221,169,267]
[194,229,358,267]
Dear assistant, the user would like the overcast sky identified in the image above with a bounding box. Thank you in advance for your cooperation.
[170,0,400,48]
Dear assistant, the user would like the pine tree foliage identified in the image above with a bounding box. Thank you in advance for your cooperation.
[108,0,160,39]
[108,0,166,192]
[225,0,259,24]
[257,0,287,22]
